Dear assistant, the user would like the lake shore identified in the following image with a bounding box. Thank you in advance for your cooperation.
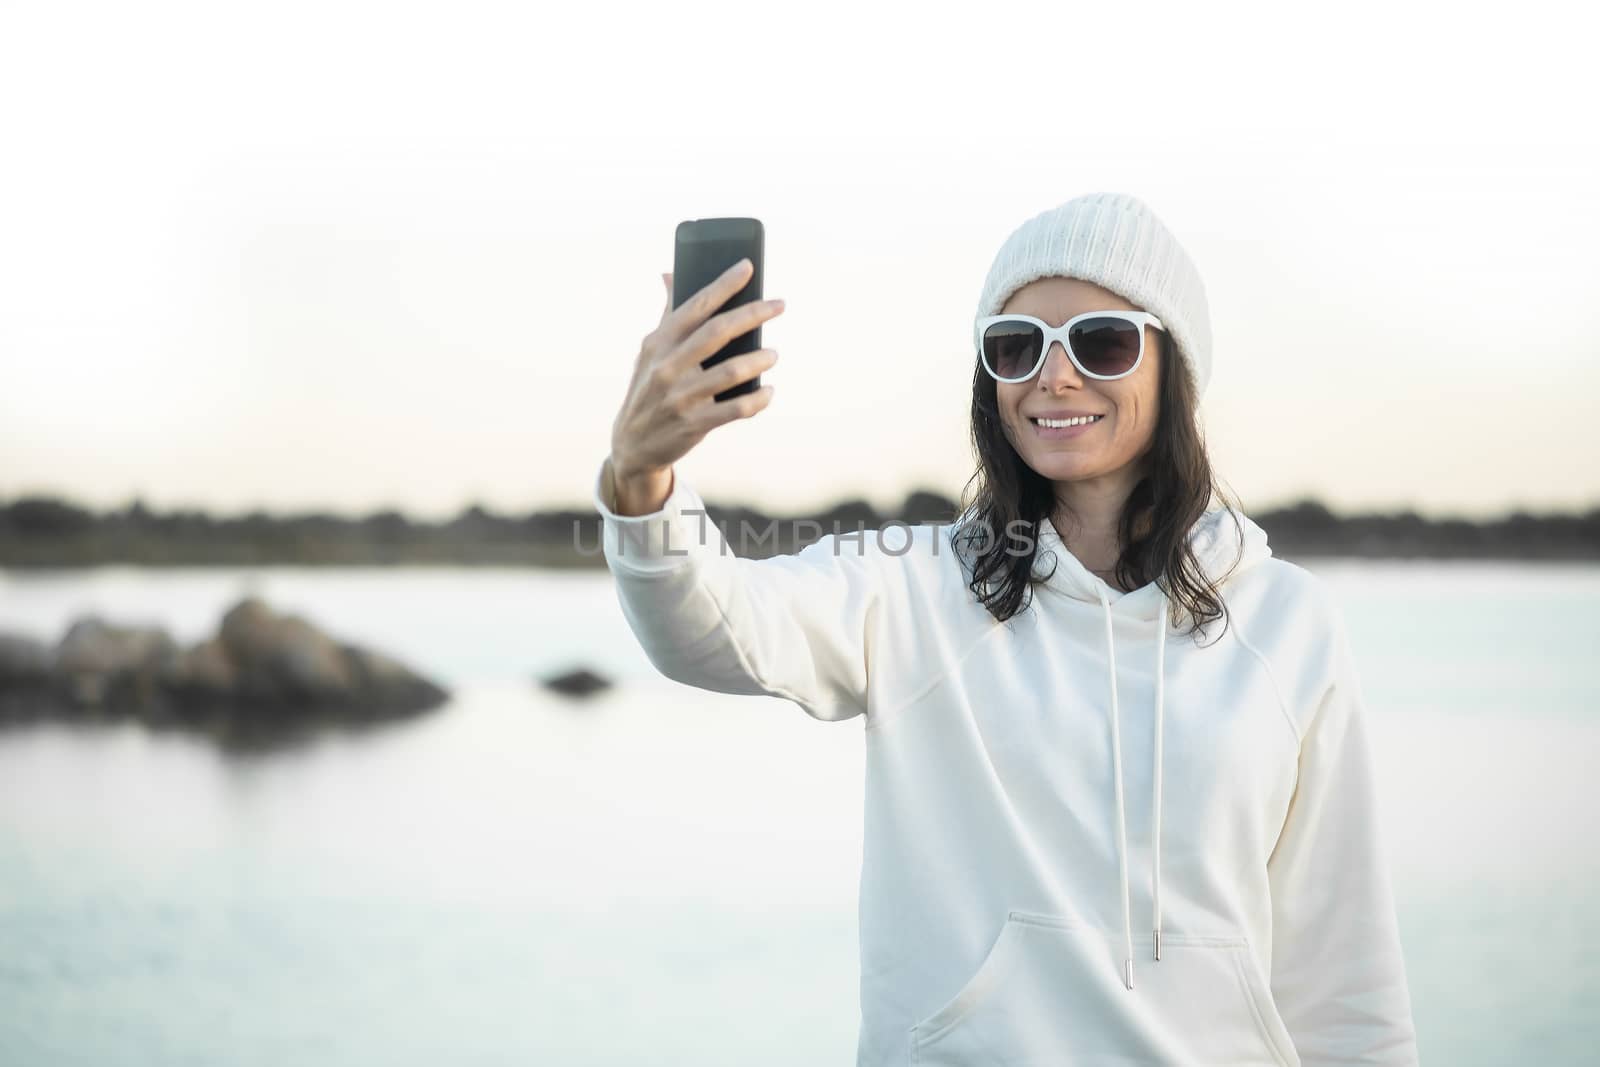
[2,493,1596,568]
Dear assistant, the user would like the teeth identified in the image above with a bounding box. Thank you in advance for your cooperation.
[1034,415,1102,428]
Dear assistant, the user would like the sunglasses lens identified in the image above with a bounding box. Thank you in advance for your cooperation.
[982,320,1044,379]
[1068,316,1143,376]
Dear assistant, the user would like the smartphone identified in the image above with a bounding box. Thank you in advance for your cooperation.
[672,217,764,402]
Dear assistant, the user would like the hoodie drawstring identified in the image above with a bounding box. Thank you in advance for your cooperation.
[1096,586,1171,990]
[1152,594,1167,968]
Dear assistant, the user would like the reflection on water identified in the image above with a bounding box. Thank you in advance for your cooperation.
[0,564,1596,1065]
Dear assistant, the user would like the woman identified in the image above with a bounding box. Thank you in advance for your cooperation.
[593,192,1420,1066]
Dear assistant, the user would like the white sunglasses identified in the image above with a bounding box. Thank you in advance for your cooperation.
[975,310,1165,383]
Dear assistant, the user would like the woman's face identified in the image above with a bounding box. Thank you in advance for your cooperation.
[994,276,1163,489]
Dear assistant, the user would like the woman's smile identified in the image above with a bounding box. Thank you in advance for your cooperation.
[1029,413,1105,439]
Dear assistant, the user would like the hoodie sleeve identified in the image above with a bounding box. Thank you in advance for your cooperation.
[591,456,881,723]
[1265,597,1420,1065]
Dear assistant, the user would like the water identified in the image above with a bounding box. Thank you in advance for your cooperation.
[0,562,1595,1065]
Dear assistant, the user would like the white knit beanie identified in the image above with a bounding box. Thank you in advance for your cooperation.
[975,192,1212,399]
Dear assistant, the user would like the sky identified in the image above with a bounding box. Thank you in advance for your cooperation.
[2,0,1596,522]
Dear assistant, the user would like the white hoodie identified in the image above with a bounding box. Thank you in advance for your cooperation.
[592,459,1420,1066]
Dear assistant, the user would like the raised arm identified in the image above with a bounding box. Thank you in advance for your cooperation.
[593,260,878,722]
[1266,595,1420,1064]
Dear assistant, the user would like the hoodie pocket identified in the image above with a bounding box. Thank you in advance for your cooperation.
[909,910,1298,1067]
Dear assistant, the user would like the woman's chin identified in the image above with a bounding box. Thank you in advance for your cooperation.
[1024,452,1099,480]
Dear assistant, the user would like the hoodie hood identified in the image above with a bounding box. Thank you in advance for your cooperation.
[1030,504,1273,989]
[1032,503,1273,616]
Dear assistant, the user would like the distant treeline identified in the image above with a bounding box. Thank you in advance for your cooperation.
[0,492,1596,568]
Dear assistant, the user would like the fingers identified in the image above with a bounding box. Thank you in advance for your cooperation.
[683,349,777,432]
[657,257,754,345]
[702,383,776,428]
[669,297,785,375]
[693,347,779,403]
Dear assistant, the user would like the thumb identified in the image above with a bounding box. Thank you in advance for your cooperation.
[659,272,674,318]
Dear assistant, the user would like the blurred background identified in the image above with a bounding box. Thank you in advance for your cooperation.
[2,0,1596,1064]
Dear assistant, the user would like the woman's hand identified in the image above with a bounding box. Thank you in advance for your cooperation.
[607,257,783,515]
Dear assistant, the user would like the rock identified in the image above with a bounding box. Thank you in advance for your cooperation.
[541,666,613,698]
[0,631,52,681]
[341,643,450,715]
[55,618,179,710]
[0,630,54,721]
[178,595,449,718]
[161,635,237,703]
[217,597,355,702]
[0,595,451,740]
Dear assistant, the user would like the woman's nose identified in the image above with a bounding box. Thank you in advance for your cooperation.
[1037,342,1081,388]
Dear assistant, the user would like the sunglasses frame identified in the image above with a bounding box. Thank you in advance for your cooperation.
[975,310,1166,383]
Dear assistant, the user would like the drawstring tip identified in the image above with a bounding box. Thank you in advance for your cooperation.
[1153,928,1161,961]
[1123,957,1134,989]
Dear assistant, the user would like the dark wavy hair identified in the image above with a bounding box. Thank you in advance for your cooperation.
[950,326,1247,644]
